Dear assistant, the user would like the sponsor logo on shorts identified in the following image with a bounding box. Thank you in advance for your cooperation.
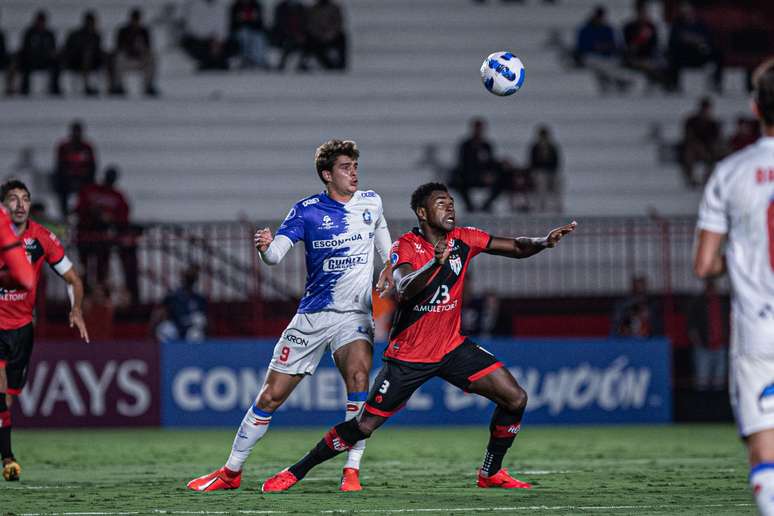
[284,333,309,346]
[322,253,368,272]
[312,233,363,249]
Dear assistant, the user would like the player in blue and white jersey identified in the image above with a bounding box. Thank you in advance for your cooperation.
[188,139,393,493]
[694,58,774,515]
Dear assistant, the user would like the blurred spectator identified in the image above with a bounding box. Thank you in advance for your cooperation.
[622,0,668,90]
[54,120,97,217]
[372,287,395,342]
[574,5,632,94]
[29,201,67,239]
[462,284,501,338]
[62,11,106,96]
[502,158,534,213]
[666,2,724,93]
[687,279,728,391]
[75,166,139,305]
[182,0,236,70]
[680,96,723,187]
[230,0,269,69]
[727,116,760,153]
[112,8,159,97]
[611,274,663,337]
[450,118,502,212]
[82,282,116,341]
[152,265,208,343]
[271,0,307,71]
[0,13,11,95]
[303,0,347,71]
[15,10,61,96]
[528,125,562,213]
[415,143,450,180]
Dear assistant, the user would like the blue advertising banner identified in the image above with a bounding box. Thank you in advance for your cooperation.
[161,338,671,427]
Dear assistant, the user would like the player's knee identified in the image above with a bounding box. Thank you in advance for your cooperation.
[503,386,528,414]
[255,391,283,412]
[356,418,378,438]
[346,369,369,392]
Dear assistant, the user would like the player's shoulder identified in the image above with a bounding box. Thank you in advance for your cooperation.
[713,141,765,184]
[27,220,62,245]
[453,225,488,239]
[294,192,325,210]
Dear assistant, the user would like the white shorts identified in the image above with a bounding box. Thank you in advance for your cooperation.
[269,311,374,376]
[730,352,774,437]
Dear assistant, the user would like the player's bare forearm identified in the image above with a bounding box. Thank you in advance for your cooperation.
[485,221,577,259]
[62,268,90,342]
[693,229,726,278]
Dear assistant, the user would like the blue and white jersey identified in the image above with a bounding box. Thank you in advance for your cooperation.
[277,190,386,314]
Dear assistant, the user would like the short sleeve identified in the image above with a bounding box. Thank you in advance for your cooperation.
[459,226,491,257]
[390,237,415,268]
[697,171,728,234]
[276,204,305,243]
[42,228,66,265]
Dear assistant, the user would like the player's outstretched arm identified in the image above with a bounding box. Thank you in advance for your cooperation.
[394,238,450,301]
[693,229,726,278]
[484,221,577,259]
[62,267,89,343]
[255,227,293,266]
[376,260,394,298]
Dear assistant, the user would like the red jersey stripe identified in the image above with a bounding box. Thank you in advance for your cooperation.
[468,362,504,383]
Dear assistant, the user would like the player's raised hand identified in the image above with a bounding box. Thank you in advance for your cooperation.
[376,262,395,298]
[434,238,451,265]
[545,221,577,248]
[69,307,90,343]
[254,227,273,252]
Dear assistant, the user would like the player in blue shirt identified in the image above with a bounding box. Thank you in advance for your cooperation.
[188,139,393,492]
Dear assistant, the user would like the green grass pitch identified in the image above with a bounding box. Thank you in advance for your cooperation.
[3,424,754,515]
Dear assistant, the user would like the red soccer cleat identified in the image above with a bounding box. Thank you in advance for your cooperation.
[261,468,299,493]
[187,467,241,492]
[339,467,362,492]
[476,468,532,489]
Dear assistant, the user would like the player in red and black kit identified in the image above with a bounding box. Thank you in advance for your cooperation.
[262,182,576,492]
[0,180,89,482]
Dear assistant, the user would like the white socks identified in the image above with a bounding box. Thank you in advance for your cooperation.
[751,463,774,516]
[343,392,367,470]
[225,405,272,472]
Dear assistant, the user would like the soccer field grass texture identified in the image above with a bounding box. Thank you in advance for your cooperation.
[3,425,753,515]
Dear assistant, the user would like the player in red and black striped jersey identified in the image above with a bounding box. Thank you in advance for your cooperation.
[262,182,576,492]
[0,180,89,482]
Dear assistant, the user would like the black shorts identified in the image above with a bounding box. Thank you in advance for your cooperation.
[365,339,503,417]
[0,323,34,395]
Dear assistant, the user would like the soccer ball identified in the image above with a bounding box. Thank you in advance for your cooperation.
[480,51,525,96]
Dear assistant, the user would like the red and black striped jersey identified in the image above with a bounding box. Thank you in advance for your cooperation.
[0,220,70,330]
[386,226,490,363]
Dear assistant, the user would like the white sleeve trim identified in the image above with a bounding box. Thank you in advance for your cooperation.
[53,255,73,276]
[259,234,293,265]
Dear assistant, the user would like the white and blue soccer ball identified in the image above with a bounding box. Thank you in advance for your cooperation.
[480,51,525,96]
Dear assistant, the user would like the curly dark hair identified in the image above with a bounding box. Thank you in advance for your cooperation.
[754,59,774,126]
[0,179,31,202]
[410,182,448,214]
[314,139,359,184]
